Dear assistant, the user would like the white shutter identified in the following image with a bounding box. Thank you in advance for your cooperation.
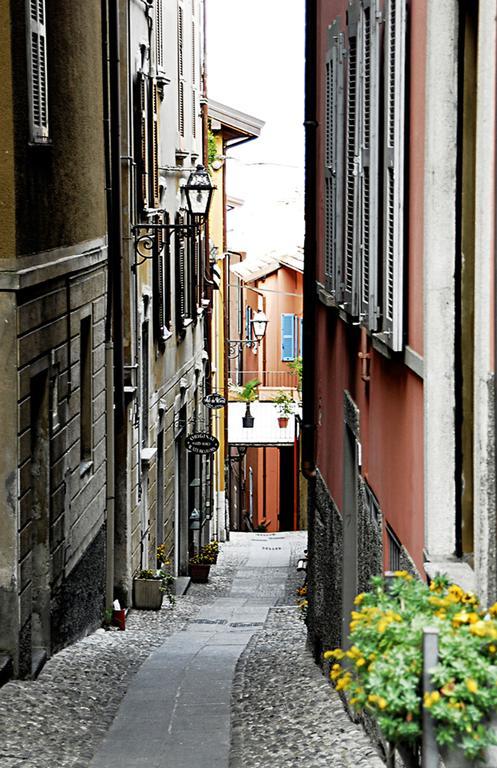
[177,4,185,137]
[138,73,149,211]
[381,0,406,351]
[358,0,380,331]
[150,79,160,208]
[155,0,164,72]
[342,0,361,317]
[27,0,49,143]
[324,20,345,302]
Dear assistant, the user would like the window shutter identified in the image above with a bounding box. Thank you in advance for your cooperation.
[155,0,164,72]
[300,317,304,357]
[27,0,49,143]
[358,0,380,331]
[153,214,170,343]
[245,306,252,343]
[382,0,406,351]
[150,79,160,208]
[281,314,296,362]
[175,214,186,329]
[324,20,345,302]
[192,20,197,139]
[137,72,149,211]
[177,4,185,137]
[343,1,361,317]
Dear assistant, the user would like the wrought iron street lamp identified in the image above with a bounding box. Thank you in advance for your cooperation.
[184,164,214,219]
[226,310,269,359]
[131,164,214,270]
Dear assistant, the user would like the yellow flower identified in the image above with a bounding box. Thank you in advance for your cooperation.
[452,611,479,627]
[324,648,345,660]
[424,691,441,708]
[336,674,351,691]
[489,602,497,618]
[356,657,366,667]
[393,570,412,580]
[377,619,390,633]
[489,644,497,654]
[377,697,388,710]
[354,593,366,606]
[466,679,478,694]
[469,621,497,639]
[461,592,478,606]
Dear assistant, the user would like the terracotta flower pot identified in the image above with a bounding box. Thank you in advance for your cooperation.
[189,563,211,583]
[278,416,289,428]
[133,578,163,610]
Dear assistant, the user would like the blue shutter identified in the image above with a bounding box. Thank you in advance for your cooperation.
[299,318,303,357]
[281,314,295,361]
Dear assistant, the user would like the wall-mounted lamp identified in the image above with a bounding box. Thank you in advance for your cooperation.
[226,310,269,359]
[131,164,214,270]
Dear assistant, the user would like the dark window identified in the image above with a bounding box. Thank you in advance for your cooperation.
[80,315,92,464]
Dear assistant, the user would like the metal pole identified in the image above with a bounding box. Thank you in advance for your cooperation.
[422,627,440,768]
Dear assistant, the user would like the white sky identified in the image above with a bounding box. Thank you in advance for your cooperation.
[206,0,305,260]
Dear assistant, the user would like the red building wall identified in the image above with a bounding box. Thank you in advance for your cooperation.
[313,0,427,574]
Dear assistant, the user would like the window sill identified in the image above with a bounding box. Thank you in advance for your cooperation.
[316,281,338,309]
[141,447,157,468]
[424,559,475,594]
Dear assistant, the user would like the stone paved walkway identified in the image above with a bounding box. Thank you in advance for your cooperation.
[0,532,385,768]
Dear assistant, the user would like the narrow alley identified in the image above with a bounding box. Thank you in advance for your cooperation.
[0,533,382,768]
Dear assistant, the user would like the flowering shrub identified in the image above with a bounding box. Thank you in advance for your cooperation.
[324,573,497,761]
[190,542,218,565]
[156,543,169,565]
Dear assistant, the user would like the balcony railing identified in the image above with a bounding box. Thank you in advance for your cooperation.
[228,370,299,391]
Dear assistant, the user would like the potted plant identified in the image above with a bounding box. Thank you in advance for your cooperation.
[189,547,214,584]
[274,391,295,428]
[202,540,219,564]
[233,378,260,428]
[324,572,497,766]
[133,567,175,610]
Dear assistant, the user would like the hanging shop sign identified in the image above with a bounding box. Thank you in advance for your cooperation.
[185,432,219,454]
[202,392,227,409]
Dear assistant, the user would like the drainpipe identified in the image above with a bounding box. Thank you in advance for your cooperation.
[302,0,317,480]
[102,0,125,609]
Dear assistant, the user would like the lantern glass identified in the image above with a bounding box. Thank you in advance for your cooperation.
[184,165,214,218]
[251,310,268,341]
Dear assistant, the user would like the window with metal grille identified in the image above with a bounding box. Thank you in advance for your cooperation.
[27,0,49,143]
[387,524,402,571]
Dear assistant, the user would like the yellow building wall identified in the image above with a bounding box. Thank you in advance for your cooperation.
[209,133,226,503]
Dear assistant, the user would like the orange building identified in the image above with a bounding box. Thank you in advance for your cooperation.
[227,252,303,532]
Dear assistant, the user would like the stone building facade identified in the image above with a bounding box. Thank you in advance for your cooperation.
[0,0,108,676]
[113,0,211,603]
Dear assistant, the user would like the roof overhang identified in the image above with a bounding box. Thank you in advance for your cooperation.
[208,99,265,145]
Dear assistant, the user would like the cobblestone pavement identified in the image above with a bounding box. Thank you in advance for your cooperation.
[0,532,385,768]
[230,607,385,768]
[0,550,242,768]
